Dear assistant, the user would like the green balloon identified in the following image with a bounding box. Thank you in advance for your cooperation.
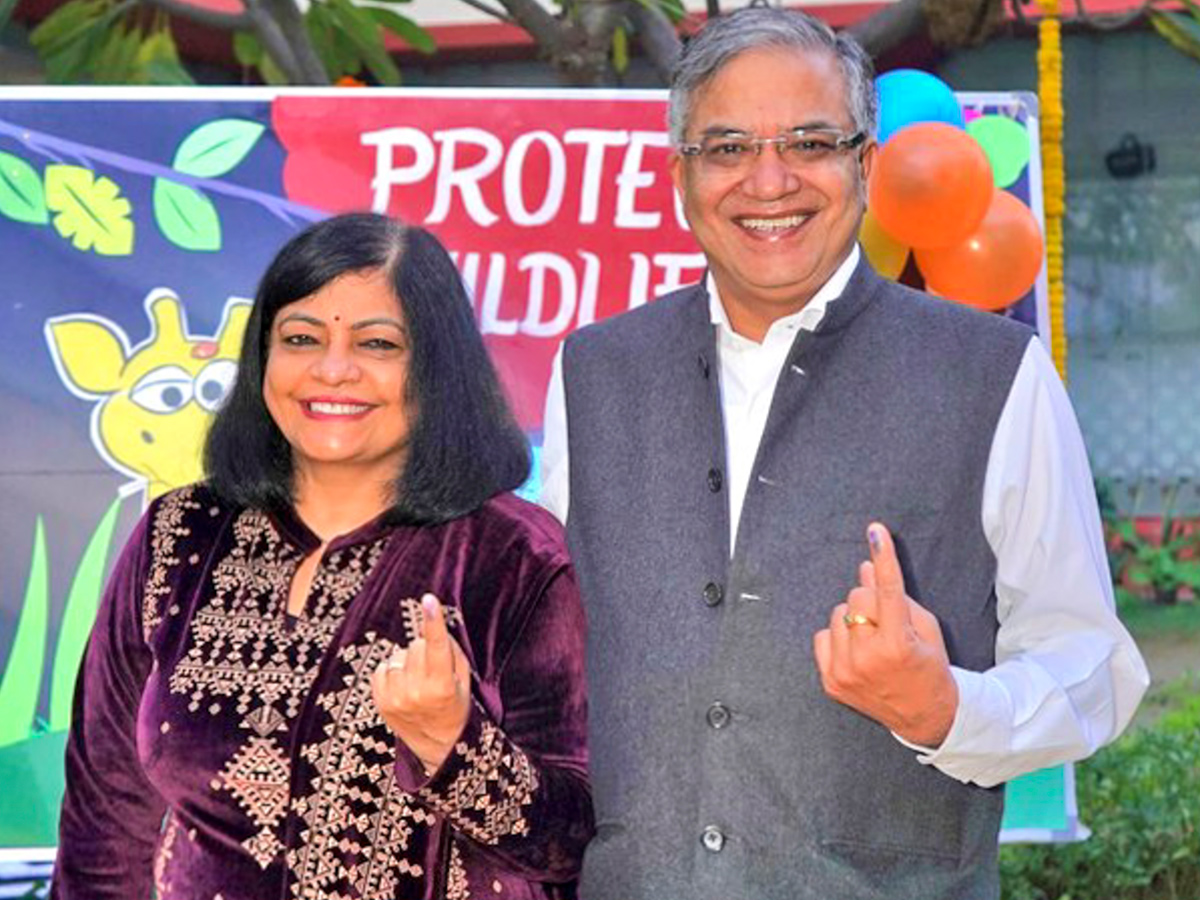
[967,115,1030,189]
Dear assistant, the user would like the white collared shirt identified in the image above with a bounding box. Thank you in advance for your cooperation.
[538,249,1148,787]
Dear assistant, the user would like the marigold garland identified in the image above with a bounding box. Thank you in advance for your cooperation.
[1036,0,1067,381]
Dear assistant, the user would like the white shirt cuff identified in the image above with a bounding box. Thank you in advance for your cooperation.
[892,666,1016,787]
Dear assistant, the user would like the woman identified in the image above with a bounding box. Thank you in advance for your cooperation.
[52,213,593,900]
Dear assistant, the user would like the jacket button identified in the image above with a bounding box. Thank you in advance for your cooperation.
[701,825,725,853]
[702,582,724,607]
[706,702,730,729]
[707,468,723,492]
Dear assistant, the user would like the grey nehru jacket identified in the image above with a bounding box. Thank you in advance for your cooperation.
[562,260,1033,900]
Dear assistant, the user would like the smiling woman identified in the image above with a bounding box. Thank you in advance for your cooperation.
[206,214,530,525]
[262,270,414,500]
[51,214,593,900]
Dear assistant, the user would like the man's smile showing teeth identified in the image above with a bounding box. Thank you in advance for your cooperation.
[737,213,813,232]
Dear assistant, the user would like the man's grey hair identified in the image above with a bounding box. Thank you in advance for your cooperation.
[668,6,879,145]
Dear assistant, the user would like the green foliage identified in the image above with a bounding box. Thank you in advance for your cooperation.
[1109,518,1200,607]
[231,1,432,86]
[0,519,48,748]
[30,0,194,85]
[1138,671,1200,727]
[1001,681,1200,900]
[0,0,20,36]
[1097,477,1200,607]
[1119,596,1200,639]
[326,0,401,85]
[612,23,629,74]
[614,0,687,75]
[232,30,287,85]
[364,4,434,54]
[630,0,687,23]
[1149,0,1200,65]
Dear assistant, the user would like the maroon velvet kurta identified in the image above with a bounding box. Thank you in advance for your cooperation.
[52,485,592,900]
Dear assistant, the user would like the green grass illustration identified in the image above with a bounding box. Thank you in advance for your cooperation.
[49,498,121,731]
[0,499,123,847]
[0,498,122,747]
[0,518,47,749]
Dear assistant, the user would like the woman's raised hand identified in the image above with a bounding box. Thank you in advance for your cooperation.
[371,593,472,775]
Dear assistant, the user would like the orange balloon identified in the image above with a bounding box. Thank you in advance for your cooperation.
[859,210,909,280]
[868,123,994,249]
[914,190,1044,311]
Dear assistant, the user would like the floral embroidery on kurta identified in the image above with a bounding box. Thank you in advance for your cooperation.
[53,486,591,900]
[143,487,198,641]
[154,812,180,898]
[288,635,431,899]
[419,715,540,845]
[445,842,470,900]
[166,508,387,870]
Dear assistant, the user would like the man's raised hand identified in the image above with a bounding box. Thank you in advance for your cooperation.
[812,522,959,747]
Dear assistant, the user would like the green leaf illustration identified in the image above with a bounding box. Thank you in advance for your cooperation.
[49,498,122,731]
[154,178,222,251]
[0,152,48,225]
[0,518,48,749]
[172,119,265,179]
[0,730,68,846]
[45,164,134,255]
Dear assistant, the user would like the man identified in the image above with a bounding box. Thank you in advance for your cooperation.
[540,8,1148,899]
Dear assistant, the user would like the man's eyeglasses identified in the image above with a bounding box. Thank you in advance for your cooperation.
[677,129,866,174]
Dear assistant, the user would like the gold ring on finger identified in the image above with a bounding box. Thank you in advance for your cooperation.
[843,612,876,628]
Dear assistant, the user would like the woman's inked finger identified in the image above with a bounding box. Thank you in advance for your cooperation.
[420,593,455,675]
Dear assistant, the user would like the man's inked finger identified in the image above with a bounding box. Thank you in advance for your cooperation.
[867,522,911,630]
[859,560,876,591]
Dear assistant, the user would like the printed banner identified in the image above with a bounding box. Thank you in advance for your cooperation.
[0,87,1058,858]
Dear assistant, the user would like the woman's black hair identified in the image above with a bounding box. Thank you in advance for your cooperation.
[204,213,530,524]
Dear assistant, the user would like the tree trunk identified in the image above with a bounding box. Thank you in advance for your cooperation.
[494,0,938,87]
[846,0,931,58]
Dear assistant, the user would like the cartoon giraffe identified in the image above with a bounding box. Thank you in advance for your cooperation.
[45,290,252,502]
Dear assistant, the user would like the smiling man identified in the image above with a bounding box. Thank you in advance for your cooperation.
[540,7,1148,900]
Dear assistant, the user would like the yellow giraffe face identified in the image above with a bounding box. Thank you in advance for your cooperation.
[45,291,252,502]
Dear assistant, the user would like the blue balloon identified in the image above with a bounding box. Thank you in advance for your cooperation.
[875,69,966,143]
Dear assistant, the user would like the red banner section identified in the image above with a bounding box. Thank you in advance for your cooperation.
[273,92,702,429]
